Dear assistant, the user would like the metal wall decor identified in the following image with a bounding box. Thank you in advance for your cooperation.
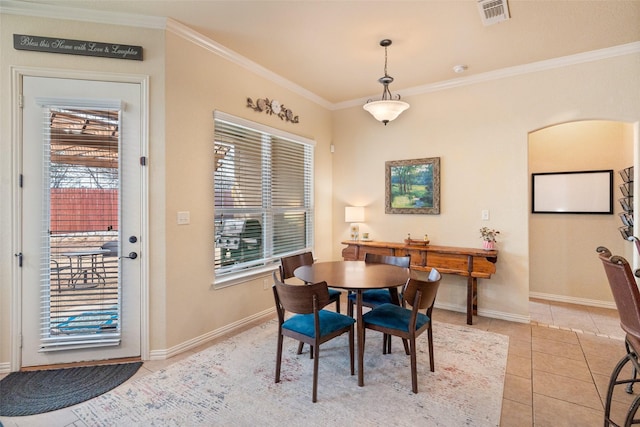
[246,97,299,123]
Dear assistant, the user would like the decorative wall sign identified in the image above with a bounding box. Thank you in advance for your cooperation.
[385,157,441,215]
[13,34,143,61]
[246,97,299,123]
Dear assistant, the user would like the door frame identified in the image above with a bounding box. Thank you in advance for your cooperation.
[10,66,150,371]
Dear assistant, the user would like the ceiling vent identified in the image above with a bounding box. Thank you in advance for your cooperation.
[477,0,510,26]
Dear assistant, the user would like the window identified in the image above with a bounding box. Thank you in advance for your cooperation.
[213,111,314,282]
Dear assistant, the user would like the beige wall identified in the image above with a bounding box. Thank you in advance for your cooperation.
[0,13,166,367]
[1,10,639,370]
[529,121,634,304]
[161,30,334,351]
[331,54,640,322]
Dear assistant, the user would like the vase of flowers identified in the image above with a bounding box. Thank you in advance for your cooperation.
[479,227,500,250]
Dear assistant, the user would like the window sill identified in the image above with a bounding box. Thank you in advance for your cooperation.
[211,264,279,290]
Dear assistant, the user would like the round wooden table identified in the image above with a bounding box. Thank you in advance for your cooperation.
[294,260,409,386]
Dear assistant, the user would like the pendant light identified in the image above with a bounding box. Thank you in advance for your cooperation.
[363,39,410,125]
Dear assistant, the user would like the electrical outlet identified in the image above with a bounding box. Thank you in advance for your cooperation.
[481,209,490,220]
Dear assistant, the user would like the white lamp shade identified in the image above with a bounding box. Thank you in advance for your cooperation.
[363,100,410,123]
[345,206,365,223]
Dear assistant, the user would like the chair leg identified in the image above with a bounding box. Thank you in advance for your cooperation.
[349,327,355,376]
[297,341,304,355]
[410,337,418,394]
[312,342,320,402]
[334,297,340,314]
[604,350,640,427]
[275,333,284,383]
[428,324,435,372]
[347,297,354,318]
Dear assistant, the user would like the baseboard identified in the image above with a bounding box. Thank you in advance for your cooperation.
[0,361,11,374]
[529,292,616,310]
[148,307,276,360]
[434,302,531,324]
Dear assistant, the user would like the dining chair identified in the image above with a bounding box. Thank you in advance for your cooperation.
[597,246,640,426]
[362,268,441,394]
[280,252,342,356]
[346,253,410,316]
[279,252,342,312]
[272,272,355,403]
[347,253,410,352]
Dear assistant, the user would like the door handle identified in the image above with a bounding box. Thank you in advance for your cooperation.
[120,252,138,260]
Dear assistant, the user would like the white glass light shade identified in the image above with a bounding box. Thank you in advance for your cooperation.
[363,100,410,124]
[345,206,365,223]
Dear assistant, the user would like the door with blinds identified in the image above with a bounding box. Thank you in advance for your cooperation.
[20,76,143,367]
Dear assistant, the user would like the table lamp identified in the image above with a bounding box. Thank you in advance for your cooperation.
[345,206,365,240]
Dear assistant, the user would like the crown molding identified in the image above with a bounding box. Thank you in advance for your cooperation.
[338,41,640,110]
[0,0,166,29]
[165,19,332,110]
[3,0,638,112]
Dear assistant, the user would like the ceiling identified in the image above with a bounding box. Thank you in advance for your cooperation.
[12,0,640,105]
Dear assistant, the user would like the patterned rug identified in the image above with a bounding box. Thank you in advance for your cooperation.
[73,320,508,426]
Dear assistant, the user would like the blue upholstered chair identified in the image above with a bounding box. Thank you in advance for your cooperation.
[346,253,410,317]
[362,268,441,394]
[272,272,355,402]
[280,252,342,356]
[347,253,410,352]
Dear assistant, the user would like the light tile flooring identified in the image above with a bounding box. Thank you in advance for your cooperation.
[0,298,635,427]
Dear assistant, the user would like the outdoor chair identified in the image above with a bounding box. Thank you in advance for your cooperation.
[50,259,70,292]
[362,268,441,393]
[99,240,119,285]
[272,272,355,402]
[597,246,640,427]
[280,252,342,355]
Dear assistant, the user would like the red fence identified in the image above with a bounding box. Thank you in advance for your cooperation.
[50,188,118,233]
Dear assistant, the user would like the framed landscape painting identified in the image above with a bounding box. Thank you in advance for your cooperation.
[385,157,440,214]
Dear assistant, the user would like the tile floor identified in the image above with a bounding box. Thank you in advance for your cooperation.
[0,298,635,427]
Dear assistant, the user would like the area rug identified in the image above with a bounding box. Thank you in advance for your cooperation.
[72,320,508,426]
[0,362,142,416]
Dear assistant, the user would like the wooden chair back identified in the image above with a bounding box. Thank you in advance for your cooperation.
[403,269,442,311]
[279,252,314,281]
[597,246,640,340]
[272,272,330,315]
[364,252,410,268]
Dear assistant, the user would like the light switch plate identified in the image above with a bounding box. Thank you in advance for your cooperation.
[177,211,190,225]
[481,209,490,220]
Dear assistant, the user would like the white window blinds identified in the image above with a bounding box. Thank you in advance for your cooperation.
[39,100,122,351]
[213,111,314,278]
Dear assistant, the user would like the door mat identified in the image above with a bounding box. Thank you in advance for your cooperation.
[0,362,142,416]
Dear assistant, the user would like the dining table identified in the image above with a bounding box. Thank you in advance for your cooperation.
[294,260,409,386]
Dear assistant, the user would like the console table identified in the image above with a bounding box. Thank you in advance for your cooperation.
[341,240,499,324]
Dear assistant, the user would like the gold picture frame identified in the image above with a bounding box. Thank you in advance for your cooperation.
[385,157,440,214]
